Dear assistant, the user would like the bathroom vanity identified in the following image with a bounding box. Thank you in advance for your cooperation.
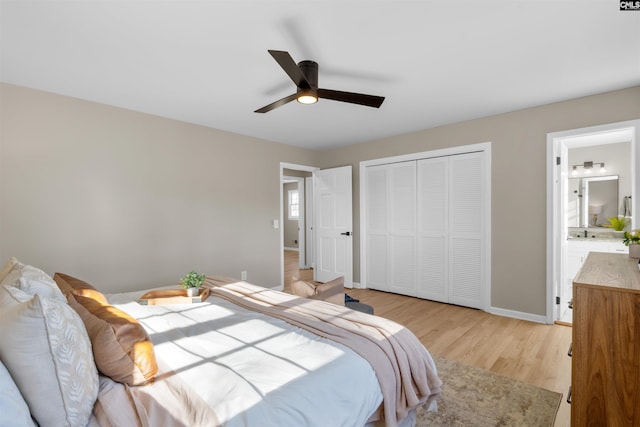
[561,231,628,323]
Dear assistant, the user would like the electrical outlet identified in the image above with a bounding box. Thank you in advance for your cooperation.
[241,271,247,281]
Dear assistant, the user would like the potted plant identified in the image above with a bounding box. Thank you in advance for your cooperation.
[179,270,206,296]
[608,216,627,232]
[623,230,640,259]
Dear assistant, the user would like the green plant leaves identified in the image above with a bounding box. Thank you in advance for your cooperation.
[179,271,205,289]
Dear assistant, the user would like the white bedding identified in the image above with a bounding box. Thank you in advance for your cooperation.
[105,288,384,427]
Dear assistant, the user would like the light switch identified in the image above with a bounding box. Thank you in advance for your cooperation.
[272,219,279,229]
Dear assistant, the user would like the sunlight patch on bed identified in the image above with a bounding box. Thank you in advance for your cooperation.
[107,287,385,427]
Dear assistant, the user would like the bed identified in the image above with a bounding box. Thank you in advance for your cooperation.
[0,258,442,427]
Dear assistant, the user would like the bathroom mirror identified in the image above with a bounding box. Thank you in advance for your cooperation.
[568,176,619,227]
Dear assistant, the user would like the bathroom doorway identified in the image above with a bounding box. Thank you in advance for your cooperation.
[547,119,640,324]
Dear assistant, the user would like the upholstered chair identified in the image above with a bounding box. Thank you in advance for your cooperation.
[291,277,374,314]
[291,276,345,306]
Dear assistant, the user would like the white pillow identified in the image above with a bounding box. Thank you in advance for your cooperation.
[0,265,65,302]
[0,360,36,427]
[0,294,99,427]
[0,285,31,309]
[13,276,66,302]
[2,264,53,285]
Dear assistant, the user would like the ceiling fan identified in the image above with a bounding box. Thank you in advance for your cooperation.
[254,50,385,113]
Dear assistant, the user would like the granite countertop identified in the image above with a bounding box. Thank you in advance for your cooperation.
[568,236,622,242]
[567,228,625,241]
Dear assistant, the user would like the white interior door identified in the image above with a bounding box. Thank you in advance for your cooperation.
[417,157,448,302]
[314,166,353,286]
[448,152,484,309]
[389,162,417,296]
[365,164,389,291]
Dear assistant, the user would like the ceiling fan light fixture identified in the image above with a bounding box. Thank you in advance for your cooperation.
[297,94,318,104]
[254,50,384,113]
[297,86,318,105]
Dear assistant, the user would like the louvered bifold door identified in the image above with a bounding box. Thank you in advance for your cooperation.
[364,149,485,309]
[365,165,390,291]
[389,162,417,296]
[416,157,448,302]
[448,152,484,309]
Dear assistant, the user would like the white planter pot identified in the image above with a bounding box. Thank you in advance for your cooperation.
[186,287,200,297]
[629,244,640,259]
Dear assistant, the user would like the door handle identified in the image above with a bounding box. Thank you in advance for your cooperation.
[340,231,352,236]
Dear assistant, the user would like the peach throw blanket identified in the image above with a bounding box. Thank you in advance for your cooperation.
[204,277,442,427]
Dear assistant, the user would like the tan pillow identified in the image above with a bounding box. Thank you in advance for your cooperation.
[53,272,108,304]
[67,294,158,386]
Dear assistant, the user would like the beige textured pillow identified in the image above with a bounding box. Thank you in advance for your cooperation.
[0,257,21,283]
[0,265,64,301]
[53,272,108,304]
[0,264,65,304]
[68,294,158,386]
[2,264,28,285]
[0,294,98,427]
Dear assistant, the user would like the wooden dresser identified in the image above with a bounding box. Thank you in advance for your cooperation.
[571,252,640,426]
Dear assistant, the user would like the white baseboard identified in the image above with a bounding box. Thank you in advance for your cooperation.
[284,247,299,251]
[344,281,363,289]
[488,306,549,324]
[345,287,549,324]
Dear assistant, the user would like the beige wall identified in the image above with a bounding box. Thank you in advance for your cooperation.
[2,82,639,316]
[317,86,640,316]
[0,83,316,292]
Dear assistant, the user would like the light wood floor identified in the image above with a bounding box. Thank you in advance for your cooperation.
[284,250,572,426]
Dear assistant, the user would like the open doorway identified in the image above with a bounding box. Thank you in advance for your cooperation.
[279,162,355,290]
[282,174,314,269]
[547,119,640,324]
[280,163,318,290]
[282,176,306,258]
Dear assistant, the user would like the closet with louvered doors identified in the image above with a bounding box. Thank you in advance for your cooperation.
[362,145,488,310]
[364,161,417,296]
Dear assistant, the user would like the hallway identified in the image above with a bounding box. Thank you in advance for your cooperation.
[283,250,313,293]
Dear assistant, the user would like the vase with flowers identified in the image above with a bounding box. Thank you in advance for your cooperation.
[622,230,640,259]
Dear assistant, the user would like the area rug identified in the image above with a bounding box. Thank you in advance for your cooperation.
[416,355,562,427]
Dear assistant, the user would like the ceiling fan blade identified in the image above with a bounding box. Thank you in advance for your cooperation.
[254,93,298,113]
[318,89,385,108]
[268,50,311,89]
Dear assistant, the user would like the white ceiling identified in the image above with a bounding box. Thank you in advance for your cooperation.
[2,1,639,150]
